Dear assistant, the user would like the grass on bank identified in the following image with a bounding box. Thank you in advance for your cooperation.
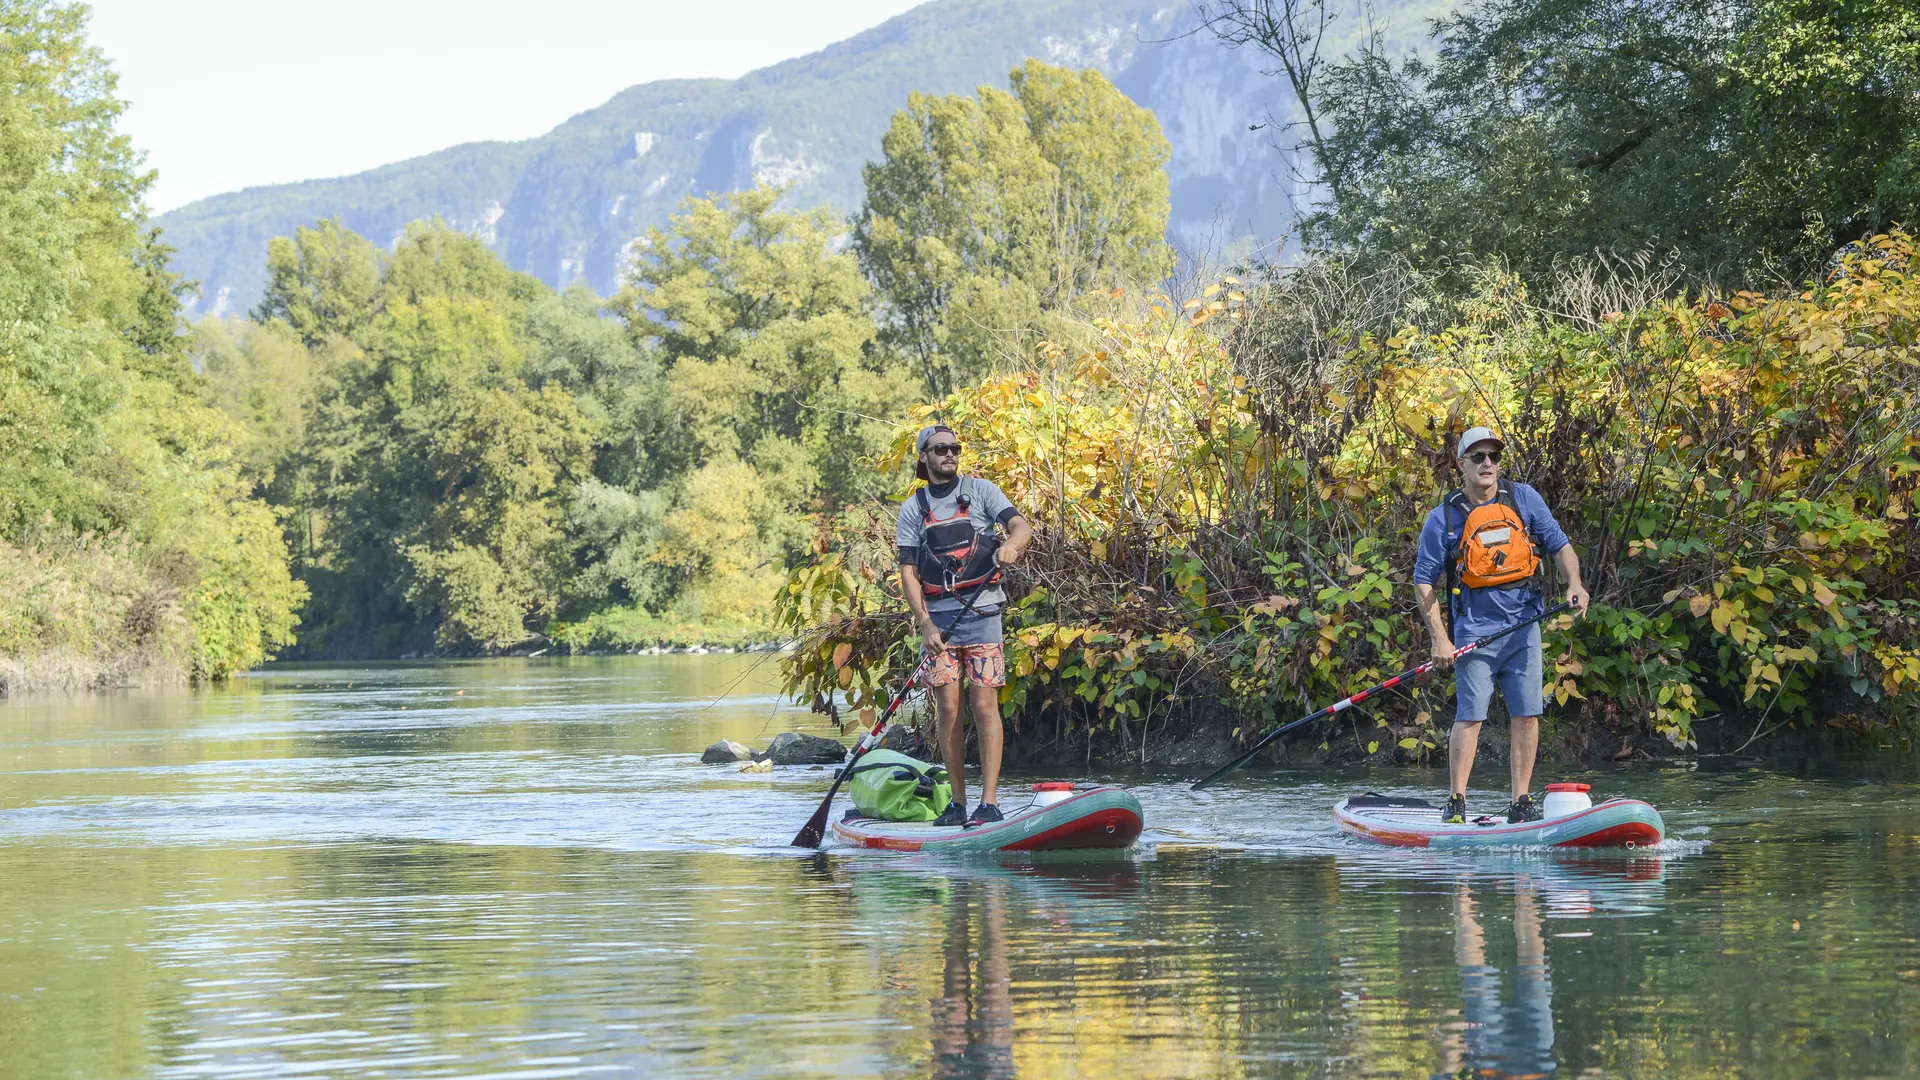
[546,605,778,652]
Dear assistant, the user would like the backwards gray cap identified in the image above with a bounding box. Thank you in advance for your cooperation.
[1456,426,1505,459]
[914,424,956,481]
[915,425,954,454]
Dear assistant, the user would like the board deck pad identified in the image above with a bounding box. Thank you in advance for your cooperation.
[831,785,1143,853]
[1335,795,1664,849]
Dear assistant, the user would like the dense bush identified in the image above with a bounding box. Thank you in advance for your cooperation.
[777,236,1920,754]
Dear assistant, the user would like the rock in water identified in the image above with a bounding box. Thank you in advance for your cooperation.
[701,740,753,764]
[765,732,847,765]
[877,725,931,759]
[738,759,773,774]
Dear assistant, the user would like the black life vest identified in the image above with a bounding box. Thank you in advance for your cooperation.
[915,477,1001,598]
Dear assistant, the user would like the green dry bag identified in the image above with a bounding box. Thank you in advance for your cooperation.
[847,749,952,822]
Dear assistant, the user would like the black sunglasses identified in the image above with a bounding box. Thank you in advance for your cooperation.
[1464,449,1502,465]
[925,442,963,456]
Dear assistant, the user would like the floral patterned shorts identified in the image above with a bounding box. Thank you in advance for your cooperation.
[923,642,1006,688]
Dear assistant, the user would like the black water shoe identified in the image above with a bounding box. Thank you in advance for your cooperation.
[966,802,1004,826]
[1443,794,1467,825]
[1507,792,1543,824]
[932,802,967,827]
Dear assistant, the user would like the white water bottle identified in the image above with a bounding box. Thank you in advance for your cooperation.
[1031,782,1076,807]
[1543,782,1593,818]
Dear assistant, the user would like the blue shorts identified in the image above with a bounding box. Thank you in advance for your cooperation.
[1454,623,1543,723]
[937,607,1002,647]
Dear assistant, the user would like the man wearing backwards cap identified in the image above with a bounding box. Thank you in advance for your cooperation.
[898,425,1033,826]
[1412,426,1590,825]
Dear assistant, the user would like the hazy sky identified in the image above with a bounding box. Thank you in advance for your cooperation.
[86,0,928,214]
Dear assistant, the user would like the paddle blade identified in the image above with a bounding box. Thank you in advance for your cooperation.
[793,740,877,848]
[1191,753,1250,791]
[791,797,832,848]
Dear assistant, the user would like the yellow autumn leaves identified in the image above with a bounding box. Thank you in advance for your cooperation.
[781,232,1920,753]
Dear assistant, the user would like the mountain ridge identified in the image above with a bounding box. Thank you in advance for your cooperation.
[157,0,1420,316]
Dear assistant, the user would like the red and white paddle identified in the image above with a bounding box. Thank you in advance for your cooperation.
[1192,602,1573,790]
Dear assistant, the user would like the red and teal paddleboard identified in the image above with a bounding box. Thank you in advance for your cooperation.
[831,785,1144,853]
[1335,793,1665,849]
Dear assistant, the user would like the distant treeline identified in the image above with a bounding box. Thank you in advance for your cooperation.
[187,58,1170,659]
[3,0,1916,715]
[0,0,1169,680]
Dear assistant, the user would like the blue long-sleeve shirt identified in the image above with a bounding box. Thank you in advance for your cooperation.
[1412,482,1570,642]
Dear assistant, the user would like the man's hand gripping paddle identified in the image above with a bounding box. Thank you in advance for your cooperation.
[790,585,992,848]
[1191,602,1572,790]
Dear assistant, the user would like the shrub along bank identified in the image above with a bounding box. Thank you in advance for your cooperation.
[776,236,1920,762]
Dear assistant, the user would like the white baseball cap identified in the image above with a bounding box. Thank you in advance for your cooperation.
[1457,426,1505,458]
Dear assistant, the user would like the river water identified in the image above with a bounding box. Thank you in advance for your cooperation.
[1,656,1915,1078]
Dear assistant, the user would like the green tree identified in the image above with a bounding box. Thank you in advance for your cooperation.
[1725,0,1920,256]
[592,187,917,623]
[253,218,382,347]
[191,316,350,485]
[565,478,669,612]
[524,283,665,493]
[617,186,909,530]
[856,60,1173,393]
[1272,0,1920,282]
[293,224,596,653]
[0,0,302,683]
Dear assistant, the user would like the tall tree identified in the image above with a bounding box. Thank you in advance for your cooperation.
[855,60,1173,394]
[602,187,915,620]
[292,223,595,653]
[616,187,908,510]
[1725,0,1920,256]
[253,218,382,347]
[1218,0,1920,282]
[0,0,303,679]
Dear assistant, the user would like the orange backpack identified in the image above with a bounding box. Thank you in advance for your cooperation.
[1445,482,1541,591]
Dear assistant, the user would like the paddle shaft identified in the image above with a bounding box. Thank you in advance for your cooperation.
[1191,602,1572,790]
[789,586,992,848]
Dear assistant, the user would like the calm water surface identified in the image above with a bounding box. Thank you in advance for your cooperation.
[2,657,1916,1078]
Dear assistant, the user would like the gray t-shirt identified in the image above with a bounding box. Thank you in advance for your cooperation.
[897,475,1019,617]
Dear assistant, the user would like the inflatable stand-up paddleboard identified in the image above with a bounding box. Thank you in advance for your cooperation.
[1335,784,1664,849]
[832,783,1143,853]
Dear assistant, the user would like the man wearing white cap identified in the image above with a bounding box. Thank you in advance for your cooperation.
[1412,426,1590,825]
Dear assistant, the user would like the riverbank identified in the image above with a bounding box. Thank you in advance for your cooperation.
[543,608,786,656]
[0,649,184,698]
[990,698,1914,770]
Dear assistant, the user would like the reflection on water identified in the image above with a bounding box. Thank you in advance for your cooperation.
[1,657,1917,1078]
[1435,859,1667,1079]
[933,876,1016,1080]
[1448,879,1557,1078]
